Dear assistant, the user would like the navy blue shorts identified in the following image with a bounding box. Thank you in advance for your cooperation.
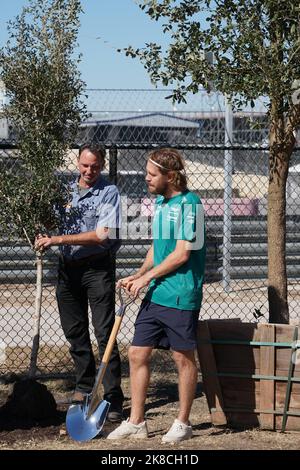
[132,299,200,351]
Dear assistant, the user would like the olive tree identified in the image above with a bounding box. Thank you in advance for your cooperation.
[0,0,86,375]
[124,0,300,323]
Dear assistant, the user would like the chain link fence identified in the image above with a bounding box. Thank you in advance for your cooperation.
[1,89,300,377]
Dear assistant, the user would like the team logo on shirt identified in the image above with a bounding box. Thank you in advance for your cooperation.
[167,207,180,222]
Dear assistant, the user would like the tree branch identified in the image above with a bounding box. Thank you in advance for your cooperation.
[0,190,34,249]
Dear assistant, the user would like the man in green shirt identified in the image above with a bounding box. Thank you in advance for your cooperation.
[107,148,205,443]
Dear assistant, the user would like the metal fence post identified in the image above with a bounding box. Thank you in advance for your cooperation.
[223,95,233,292]
[109,147,118,295]
[109,147,118,185]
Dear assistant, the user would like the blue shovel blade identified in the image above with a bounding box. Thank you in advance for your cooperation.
[66,399,110,442]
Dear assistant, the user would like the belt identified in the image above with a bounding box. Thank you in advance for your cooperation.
[61,252,110,268]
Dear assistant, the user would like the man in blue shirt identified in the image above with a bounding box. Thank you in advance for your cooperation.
[35,144,123,421]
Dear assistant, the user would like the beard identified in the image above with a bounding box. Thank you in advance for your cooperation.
[147,180,169,196]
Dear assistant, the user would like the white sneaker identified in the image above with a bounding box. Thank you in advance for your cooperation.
[162,419,193,443]
[106,418,149,440]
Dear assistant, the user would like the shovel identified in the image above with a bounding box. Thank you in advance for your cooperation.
[66,287,134,442]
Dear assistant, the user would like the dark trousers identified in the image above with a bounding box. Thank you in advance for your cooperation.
[56,253,123,406]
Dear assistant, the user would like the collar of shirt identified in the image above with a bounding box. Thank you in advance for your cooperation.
[70,175,108,201]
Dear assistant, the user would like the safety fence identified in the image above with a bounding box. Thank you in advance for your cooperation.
[0,89,300,378]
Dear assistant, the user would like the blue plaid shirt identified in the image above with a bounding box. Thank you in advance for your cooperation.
[59,175,121,260]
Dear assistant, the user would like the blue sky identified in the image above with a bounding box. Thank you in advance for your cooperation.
[0,0,167,89]
[0,2,267,113]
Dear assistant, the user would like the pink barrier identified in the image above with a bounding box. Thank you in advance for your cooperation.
[141,197,259,217]
[202,198,259,216]
[141,198,155,216]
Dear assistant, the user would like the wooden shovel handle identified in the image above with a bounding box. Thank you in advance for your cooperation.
[87,315,123,418]
[101,315,123,370]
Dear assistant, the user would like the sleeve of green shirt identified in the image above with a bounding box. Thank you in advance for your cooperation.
[175,197,204,245]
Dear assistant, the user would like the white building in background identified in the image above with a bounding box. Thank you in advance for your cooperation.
[0,80,8,140]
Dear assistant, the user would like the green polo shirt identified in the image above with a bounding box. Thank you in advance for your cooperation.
[146,190,206,310]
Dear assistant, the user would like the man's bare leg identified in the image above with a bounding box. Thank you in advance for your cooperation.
[172,349,198,424]
[128,345,153,424]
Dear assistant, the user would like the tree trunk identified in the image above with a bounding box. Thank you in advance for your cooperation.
[268,143,290,323]
[29,251,43,377]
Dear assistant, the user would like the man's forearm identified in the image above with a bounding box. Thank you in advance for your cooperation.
[52,232,101,246]
[37,229,109,248]
[136,245,154,276]
[125,243,191,298]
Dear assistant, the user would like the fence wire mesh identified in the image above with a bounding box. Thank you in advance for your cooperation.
[1,89,300,377]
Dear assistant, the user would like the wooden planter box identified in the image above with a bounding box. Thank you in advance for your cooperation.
[197,321,300,431]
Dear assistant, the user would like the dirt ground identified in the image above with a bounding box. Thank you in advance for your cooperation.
[0,371,300,451]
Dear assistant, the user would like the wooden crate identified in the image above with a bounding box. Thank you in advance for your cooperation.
[197,320,300,431]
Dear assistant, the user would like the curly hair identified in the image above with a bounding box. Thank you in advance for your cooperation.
[148,148,187,192]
